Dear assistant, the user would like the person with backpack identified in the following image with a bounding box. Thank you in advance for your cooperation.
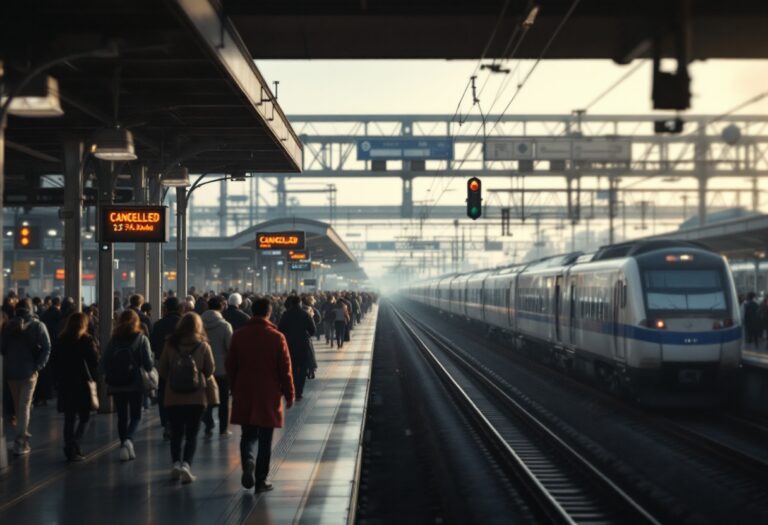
[51,312,99,461]
[101,309,153,462]
[1,298,51,456]
[157,312,215,484]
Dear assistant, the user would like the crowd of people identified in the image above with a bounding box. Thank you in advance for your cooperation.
[1,288,376,492]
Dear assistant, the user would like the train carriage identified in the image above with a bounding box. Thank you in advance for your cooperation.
[406,240,742,402]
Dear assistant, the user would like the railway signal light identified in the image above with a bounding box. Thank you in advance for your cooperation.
[466,177,482,220]
[15,225,38,249]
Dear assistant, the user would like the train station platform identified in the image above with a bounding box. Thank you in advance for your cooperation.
[742,348,768,369]
[0,308,377,525]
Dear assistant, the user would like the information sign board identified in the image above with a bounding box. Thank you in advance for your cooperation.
[357,138,453,161]
[289,261,312,272]
[99,206,169,243]
[257,231,305,250]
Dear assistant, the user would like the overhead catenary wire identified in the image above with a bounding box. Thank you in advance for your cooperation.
[583,59,646,112]
[425,0,583,227]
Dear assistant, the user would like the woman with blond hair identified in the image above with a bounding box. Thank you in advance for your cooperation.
[158,312,215,484]
[101,309,153,462]
[51,312,99,461]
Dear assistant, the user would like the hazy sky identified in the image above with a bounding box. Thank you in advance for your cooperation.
[257,59,768,116]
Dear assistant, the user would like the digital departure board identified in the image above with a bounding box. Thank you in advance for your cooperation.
[99,206,169,243]
[257,231,305,250]
[287,250,310,261]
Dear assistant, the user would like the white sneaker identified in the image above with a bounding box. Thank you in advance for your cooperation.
[171,462,182,481]
[13,440,30,456]
[124,439,136,460]
[180,462,196,484]
[119,444,130,462]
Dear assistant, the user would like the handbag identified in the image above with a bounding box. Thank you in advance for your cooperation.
[141,367,160,393]
[205,375,220,406]
[83,361,100,412]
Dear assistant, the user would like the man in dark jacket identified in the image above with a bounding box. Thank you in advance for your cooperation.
[40,297,62,341]
[278,295,316,400]
[224,293,251,331]
[1,298,51,456]
[150,296,182,437]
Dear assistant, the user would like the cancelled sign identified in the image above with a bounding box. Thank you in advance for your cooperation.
[99,206,169,243]
[257,231,305,250]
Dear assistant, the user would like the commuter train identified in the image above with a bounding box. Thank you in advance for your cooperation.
[406,240,742,402]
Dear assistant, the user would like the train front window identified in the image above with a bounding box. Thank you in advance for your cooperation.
[643,269,727,314]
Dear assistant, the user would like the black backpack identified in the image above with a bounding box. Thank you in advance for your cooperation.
[106,338,139,387]
[169,344,202,393]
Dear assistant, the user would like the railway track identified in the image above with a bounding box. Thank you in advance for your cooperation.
[389,303,661,525]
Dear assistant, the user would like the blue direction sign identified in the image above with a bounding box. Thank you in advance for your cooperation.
[357,138,453,161]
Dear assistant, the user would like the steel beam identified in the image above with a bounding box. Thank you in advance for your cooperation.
[62,139,83,311]
[133,165,148,298]
[147,173,162,322]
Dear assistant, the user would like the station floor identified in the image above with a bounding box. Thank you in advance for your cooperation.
[0,308,377,525]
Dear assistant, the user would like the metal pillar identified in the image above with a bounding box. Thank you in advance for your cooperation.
[133,165,148,297]
[176,187,188,298]
[401,177,413,219]
[752,177,759,212]
[147,173,162,322]
[608,177,616,245]
[276,175,287,217]
[219,178,227,237]
[695,124,708,226]
[96,162,115,413]
[62,139,83,310]
[0,118,7,469]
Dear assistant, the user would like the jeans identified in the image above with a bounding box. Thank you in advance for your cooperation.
[64,409,91,449]
[335,321,346,347]
[157,378,168,427]
[324,322,335,344]
[167,405,204,465]
[293,365,307,398]
[8,372,38,442]
[240,426,274,482]
[203,375,230,433]
[113,391,143,443]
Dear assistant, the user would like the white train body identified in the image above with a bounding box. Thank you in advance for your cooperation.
[407,242,742,398]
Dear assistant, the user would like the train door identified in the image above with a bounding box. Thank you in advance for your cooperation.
[612,278,626,361]
[554,275,562,342]
[569,282,576,345]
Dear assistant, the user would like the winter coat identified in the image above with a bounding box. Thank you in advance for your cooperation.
[100,333,153,393]
[158,338,214,407]
[1,311,51,380]
[224,306,251,332]
[278,307,316,369]
[150,312,182,360]
[226,317,294,428]
[51,335,99,413]
[201,310,233,373]
[40,307,62,343]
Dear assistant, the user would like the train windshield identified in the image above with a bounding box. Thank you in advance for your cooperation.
[643,269,728,314]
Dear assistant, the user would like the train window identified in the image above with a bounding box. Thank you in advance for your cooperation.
[643,269,727,312]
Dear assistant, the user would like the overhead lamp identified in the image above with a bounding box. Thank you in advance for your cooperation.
[523,5,540,28]
[2,75,64,118]
[231,170,247,181]
[91,126,137,161]
[161,165,190,187]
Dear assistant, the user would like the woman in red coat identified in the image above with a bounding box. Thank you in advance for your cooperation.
[226,297,294,493]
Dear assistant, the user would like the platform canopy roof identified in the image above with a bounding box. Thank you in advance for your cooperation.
[223,0,768,60]
[648,214,768,261]
[1,0,302,176]
[187,217,367,281]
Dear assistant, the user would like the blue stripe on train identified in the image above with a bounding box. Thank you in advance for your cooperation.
[515,310,742,345]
